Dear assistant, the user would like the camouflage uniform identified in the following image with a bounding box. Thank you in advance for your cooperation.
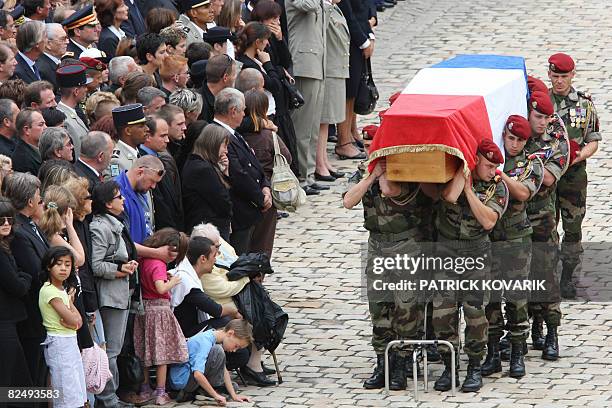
[550,88,601,284]
[525,115,569,327]
[345,171,429,357]
[433,177,508,359]
[489,152,544,342]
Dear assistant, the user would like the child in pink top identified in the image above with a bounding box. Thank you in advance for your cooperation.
[133,228,189,405]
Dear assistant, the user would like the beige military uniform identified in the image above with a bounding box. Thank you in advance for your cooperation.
[177,14,206,48]
[105,140,138,180]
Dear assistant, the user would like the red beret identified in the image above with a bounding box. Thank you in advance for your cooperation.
[505,115,531,140]
[527,75,548,94]
[477,138,504,164]
[79,56,107,71]
[362,124,379,139]
[548,53,575,73]
[569,140,580,164]
[529,91,554,116]
[389,92,401,105]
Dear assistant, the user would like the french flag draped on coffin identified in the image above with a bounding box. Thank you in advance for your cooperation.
[368,54,529,182]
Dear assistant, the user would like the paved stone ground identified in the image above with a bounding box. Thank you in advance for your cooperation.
[171,1,612,406]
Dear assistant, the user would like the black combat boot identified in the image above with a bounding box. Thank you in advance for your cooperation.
[480,340,502,376]
[461,358,483,393]
[499,332,510,361]
[433,356,460,392]
[560,266,577,299]
[426,344,441,362]
[509,342,526,378]
[389,353,407,390]
[531,317,545,350]
[542,325,559,361]
[363,354,386,389]
[405,352,422,378]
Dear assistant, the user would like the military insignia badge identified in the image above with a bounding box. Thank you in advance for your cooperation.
[532,101,538,109]
[508,122,514,130]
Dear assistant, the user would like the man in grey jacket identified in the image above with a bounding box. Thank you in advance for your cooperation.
[286,0,330,195]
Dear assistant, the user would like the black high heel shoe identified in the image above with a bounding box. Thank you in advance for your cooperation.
[315,172,336,182]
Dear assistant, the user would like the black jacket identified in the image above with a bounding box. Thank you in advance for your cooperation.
[66,39,85,59]
[198,82,215,123]
[98,27,120,60]
[139,148,184,231]
[121,0,146,38]
[173,288,223,338]
[12,214,50,340]
[0,134,15,157]
[136,0,178,21]
[11,138,42,176]
[338,0,373,48]
[34,53,59,90]
[74,159,101,193]
[181,153,231,234]
[212,121,269,231]
[233,281,287,351]
[0,248,32,323]
[74,219,98,313]
[236,55,282,98]
[14,53,40,84]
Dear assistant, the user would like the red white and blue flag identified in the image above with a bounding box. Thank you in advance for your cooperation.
[368,54,529,171]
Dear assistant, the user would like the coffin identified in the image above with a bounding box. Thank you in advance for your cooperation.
[368,54,529,182]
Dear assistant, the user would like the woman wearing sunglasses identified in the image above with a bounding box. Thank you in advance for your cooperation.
[0,197,33,394]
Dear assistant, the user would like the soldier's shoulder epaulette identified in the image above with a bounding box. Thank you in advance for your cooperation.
[577,90,592,101]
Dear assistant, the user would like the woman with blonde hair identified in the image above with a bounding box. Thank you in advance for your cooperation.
[0,153,12,191]
[85,91,121,124]
[39,184,86,268]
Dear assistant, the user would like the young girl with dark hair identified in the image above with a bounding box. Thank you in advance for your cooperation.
[38,246,87,408]
[133,227,190,405]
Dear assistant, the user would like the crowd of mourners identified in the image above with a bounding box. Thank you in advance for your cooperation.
[0,0,380,406]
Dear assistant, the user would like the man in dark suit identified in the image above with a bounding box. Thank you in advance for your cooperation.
[0,99,19,157]
[61,5,101,59]
[11,108,46,175]
[198,54,237,123]
[4,172,50,392]
[35,22,67,90]
[121,0,146,39]
[75,130,114,191]
[14,20,46,84]
[212,88,271,257]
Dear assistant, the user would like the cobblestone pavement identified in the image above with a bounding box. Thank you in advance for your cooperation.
[170,1,612,406]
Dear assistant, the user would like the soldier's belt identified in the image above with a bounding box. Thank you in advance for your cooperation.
[500,212,527,228]
[370,229,419,242]
[438,234,490,249]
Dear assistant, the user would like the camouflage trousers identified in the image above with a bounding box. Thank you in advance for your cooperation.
[556,162,587,275]
[527,197,562,326]
[366,234,424,355]
[486,237,531,342]
[432,238,490,360]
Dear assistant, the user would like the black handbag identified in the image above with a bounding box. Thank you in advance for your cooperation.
[354,57,379,115]
[280,76,305,110]
[117,352,144,392]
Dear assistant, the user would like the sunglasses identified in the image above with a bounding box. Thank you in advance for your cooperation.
[141,167,166,177]
[113,193,123,200]
[83,195,92,200]
[0,216,14,225]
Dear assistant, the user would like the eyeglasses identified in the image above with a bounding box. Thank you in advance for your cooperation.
[0,216,14,225]
[113,193,123,200]
[141,167,166,178]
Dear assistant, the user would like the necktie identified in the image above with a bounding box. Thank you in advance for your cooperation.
[32,64,41,81]
[29,220,45,243]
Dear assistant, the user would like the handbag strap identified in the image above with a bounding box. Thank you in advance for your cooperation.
[272,132,288,168]
[364,57,373,81]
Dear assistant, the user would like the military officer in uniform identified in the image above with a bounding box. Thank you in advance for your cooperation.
[56,63,91,160]
[177,0,215,48]
[483,115,544,379]
[547,53,601,299]
[430,139,508,393]
[343,159,426,391]
[107,103,148,179]
[61,5,101,59]
[525,91,569,361]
